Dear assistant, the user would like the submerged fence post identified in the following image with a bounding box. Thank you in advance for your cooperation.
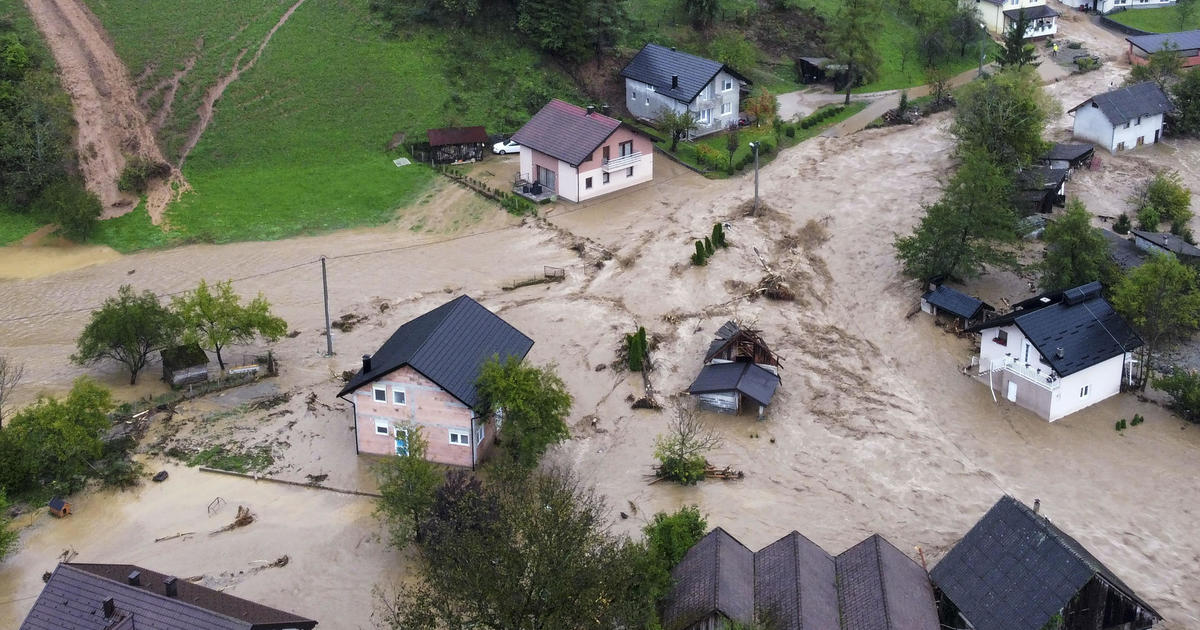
[321,256,333,356]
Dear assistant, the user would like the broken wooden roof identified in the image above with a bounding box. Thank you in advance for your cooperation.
[931,496,1161,630]
[704,321,780,366]
[688,362,781,407]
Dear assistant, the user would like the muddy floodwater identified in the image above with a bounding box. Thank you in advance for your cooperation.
[0,241,122,280]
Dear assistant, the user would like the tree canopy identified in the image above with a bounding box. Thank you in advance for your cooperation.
[0,377,112,495]
[1173,62,1200,138]
[1039,200,1119,291]
[376,424,443,546]
[1128,43,1183,91]
[829,0,883,104]
[953,68,1052,168]
[73,285,181,385]
[1112,253,1200,388]
[475,356,572,469]
[1131,170,1193,237]
[171,279,287,370]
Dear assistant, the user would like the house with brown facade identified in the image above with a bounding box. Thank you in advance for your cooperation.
[336,295,532,468]
[511,99,653,203]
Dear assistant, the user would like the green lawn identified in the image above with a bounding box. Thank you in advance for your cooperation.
[1109,6,1200,33]
[0,209,43,245]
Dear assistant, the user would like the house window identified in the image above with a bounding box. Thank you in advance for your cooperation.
[449,429,470,446]
[585,177,593,189]
[619,140,634,156]
[1117,141,1126,151]
[626,166,634,177]
[1124,121,1130,129]
[393,389,406,405]
[645,98,650,107]
[697,108,711,124]
[1136,116,1142,125]
[602,172,610,184]
[631,88,637,100]
[373,385,387,403]
[723,78,733,91]
[993,329,1008,346]
[721,102,733,115]
[475,424,486,445]
[374,419,389,435]
[395,427,409,455]
[1080,385,1090,398]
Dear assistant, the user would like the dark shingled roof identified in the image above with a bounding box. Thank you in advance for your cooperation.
[922,285,992,320]
[688,362,781,407]
[1131,229,1200,258]
[1041,143,1094,164]
[1003,4,1058,20]
[663,529,938,630]
[1127,29,1200,54]
[22,563,317,630]
[931,497,1161,630]
[1069,82,1173,126]
[661,527,756,630]
[426,126,487,147]
[967,282,1142,377]
[336,295,533,407]
[1017,166,1069,191]
[620,43,749,104]
[1101,230,1147,271]
[510,99,622,167]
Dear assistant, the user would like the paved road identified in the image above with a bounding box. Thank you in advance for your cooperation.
[821,64,990,138]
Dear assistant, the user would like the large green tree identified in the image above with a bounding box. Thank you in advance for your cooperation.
[171,280,287,371]
[998,9,1040,69]
[376,424,443,546]
[516,0,626,62]
[0,377,112,495]
[829,0,883,105]
[475,356,572,469]
[954,68,1052,168]
[1112,253,1200,388]
[895,150,1019,280]
[1131,171,1193,235]
[73,285,181,385]
[1172,66,1200,137]
[1039,200,1119,291]
[378,467,654,630]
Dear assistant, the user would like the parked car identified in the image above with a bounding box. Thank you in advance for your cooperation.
[736,114,751,128]
[492,139,521,155]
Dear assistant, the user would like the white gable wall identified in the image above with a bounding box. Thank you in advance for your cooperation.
[557,160,580,202]
[1111,113,1165,152]
[1072,104,1115,151]
[1048,354,1127,420]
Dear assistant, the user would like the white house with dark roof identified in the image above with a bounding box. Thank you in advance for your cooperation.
[620,43,750,138]
[1061,0,1174,14]
[1069,82,1173,153]
[976,0,1058,38]
[510,99,653,203]
[966,282,1143,421]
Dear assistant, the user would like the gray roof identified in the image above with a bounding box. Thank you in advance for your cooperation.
[1101,229,1147,270]
[1017,165,1069,191]
[688,362,781,407]
[922,285,992,320]
[1127,29,1200,53]
[1003,4,1058,20]
[662,529,938,630]
[661,527,755,630]
[511,99,623,167]
[336,295,533,407]
[1041,143,1094,164]
[1069,82,1173,126]
[1131,229,1200,258]
[931,496,1161,630]
[620,43,749,104]
[21,563,318,630]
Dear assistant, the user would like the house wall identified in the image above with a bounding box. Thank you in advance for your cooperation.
[350,365,494,467]
[1101,0,1176,13]
[1111,113,1165,152]
[575,126,655,202]
[520,148,561,191]
[1048,354,1126,421]
[1130,42,1200,67]
[1072,104,1117,152]
[696,391,740,414]
[558,160,580,202]
[979,0,1051,35]
[624,71,745,138]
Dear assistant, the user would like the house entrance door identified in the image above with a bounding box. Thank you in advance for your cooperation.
[1154,129,1160,143]
[1007,381,1018,402]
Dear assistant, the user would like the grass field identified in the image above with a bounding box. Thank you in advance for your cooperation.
[1109,6,1200,33]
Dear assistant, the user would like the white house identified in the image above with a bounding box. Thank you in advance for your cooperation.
[976,0,1058,38]
[1069,82,1173,154]
[620,43,750,138]
[967,282,1142,422]
[1060,0,1175,14]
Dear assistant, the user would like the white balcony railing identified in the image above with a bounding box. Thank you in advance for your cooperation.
[989,356,1060,390]
[602,152,642,172]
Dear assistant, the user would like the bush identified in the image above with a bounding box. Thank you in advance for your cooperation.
[1153,368,1200,423]
[117,156,171,194]
[704,236,715,256]
[1074,56,1100,73]
[1113,213,1132,235]
[695,144,728,171]
[626,326,648,372]
[692,240,707,266]
[36,179,103,241]
[644,505,707,568]
[785,125,796,138]
[656,455,708,485]
[712,222,727,248]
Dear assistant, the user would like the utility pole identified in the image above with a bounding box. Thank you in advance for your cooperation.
[749,141,760,216]
[321,256,333,356]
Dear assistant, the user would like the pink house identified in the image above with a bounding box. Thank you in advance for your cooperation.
[336,295,533,468]
[511,99,654,203]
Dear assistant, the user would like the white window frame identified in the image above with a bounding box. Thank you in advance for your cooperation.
[392,388,406,405]
[449,429,470,446]
[374,419,390,435]
[698,108,711,124]
[722,78,733,92]
[373,385,387,403]
[475,424,486,445]
[1080,385,1090,398]
[721,102,733,115]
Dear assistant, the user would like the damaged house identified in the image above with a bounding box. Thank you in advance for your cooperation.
[687,321,781,419]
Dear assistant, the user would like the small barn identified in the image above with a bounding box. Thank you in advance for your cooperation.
[48,497,71,518]
[1016,166,1068,214]
[921,284,995,330]
[688,322,781,419]
[160,344,209,387]
[1039,143,1094,175]
[426,126,487,164]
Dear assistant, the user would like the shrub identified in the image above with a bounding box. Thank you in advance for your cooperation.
[626,327,648,372]
[1113,213,1132,234]
[644,505,707,568]
[695,144,728,171]
[117,156,171,194]
[656,455,708,485]
[1153,368,1200,423]
[692,240,707,266]
[1137,205,1162,231]
[704,236,715,256]
[36,179,103,241]
[712,222,727,248]
[1074,56,1100,73]
[785,125,796,138]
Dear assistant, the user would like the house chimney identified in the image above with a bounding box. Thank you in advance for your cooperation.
[1034,498,1041,514]
[601,103,610,116]
[164,576,178,598]
[1055,347,1064,359]
[586,105,596,116]
[362,354,372,372]
[127,570,140,586]
[671,75,679,90]
[102,597,115,618]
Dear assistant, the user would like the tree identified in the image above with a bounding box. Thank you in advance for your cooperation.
[727,129,740,166]
[948,3,984,57]
[0,355,22,427]
[653,406,721,485]
[1177,0,1199,32]
[1128,43,1183,91]
[1039,200,1120,291]
[829,0,883,105]
[1152,368,1200,423]
[894,150,1019,280]
[0,377,112,494]
[638,505,708,611]
[953,68,1053,168]
[1172,63,1200,137]
[516,0,627,62]
[475,356,572,469]
[685,0,719,28]
[657,107,699,152]
[171,279,287,371]
[1112,253,1200,388]
[378,466,654,630]
[73,285,180,385]
[36,179,103,241]
[376,424,443,546]
[743,87,778,126]
[998,9,1040,69]
[1131,171,1192,234]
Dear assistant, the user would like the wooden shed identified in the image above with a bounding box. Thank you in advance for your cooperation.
[48,496,71,518]
[688,322,782,419]
[161,343,209,386]
[426,126,488,164]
